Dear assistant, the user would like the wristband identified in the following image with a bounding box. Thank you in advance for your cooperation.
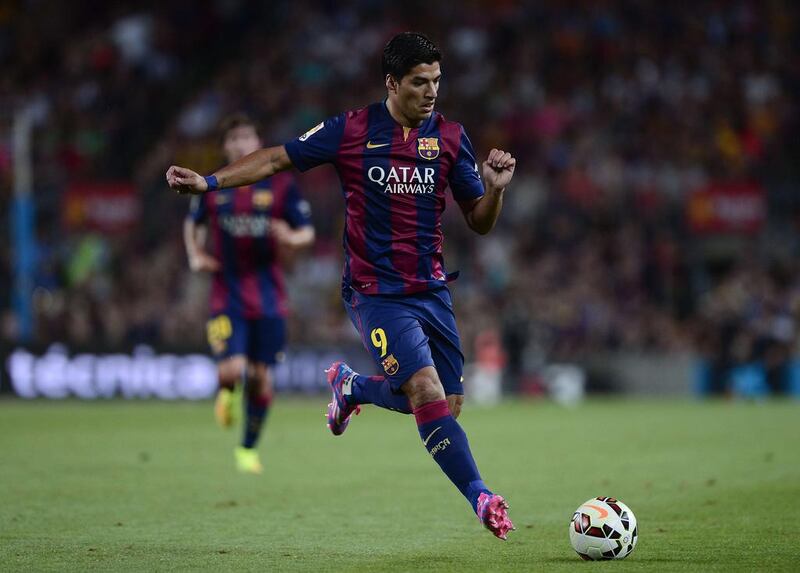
[204,175,219,192]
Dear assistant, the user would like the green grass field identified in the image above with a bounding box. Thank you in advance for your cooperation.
[1,398,798,572]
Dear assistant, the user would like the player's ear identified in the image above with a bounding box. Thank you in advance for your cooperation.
[386,74,398,95]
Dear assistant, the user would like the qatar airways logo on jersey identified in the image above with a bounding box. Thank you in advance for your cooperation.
[219,214,271,237]
[368,166,436,194]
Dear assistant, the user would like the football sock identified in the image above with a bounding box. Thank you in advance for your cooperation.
[350,373,412,414]
[242,392,271,449]
[414,399,489,512]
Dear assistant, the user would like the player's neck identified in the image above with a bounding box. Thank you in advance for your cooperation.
[385,98,424,128]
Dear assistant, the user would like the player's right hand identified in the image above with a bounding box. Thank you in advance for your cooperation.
[188,251,221,272]
[166,165,208,195]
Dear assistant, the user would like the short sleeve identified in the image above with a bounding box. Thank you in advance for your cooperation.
[448,126,485,202]
[284,114,346,172]
[283,184,313,229]
[188,195,207,223]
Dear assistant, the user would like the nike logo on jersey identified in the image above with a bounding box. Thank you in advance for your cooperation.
[422,426,442,446]
[366,141,390,149]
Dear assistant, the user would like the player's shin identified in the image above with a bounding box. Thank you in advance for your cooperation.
[350,374,412,413]
[242,382,272,449]
[413,399,489,511]
[215,361,246,428]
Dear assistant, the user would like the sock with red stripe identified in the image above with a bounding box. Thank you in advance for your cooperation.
[349,373,412,414]
[242,393,271,448]
[414,399,490,511]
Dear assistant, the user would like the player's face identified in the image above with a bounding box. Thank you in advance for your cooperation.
[223,125,261,163]
[389,62,441,125]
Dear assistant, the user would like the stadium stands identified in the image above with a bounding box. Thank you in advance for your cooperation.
[2,1,798,394]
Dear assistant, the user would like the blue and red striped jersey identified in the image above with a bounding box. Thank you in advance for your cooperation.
[284,100,484,295]
[188,172,312,318]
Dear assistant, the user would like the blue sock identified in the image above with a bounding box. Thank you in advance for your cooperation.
[349,374,412,414]
[414,399,490,512]
[242,393,271,448]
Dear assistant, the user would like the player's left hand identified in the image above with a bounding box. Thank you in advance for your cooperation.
[270,219,295,247]
[482,148,516,191]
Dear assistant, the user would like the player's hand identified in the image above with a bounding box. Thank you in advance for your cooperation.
[166,165,208,195]
[188,251,221,272]
[270,219,295,247]
[271,219,299,269]
[482,149,516,191]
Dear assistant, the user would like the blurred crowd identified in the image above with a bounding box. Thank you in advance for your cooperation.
[2,1,799,394]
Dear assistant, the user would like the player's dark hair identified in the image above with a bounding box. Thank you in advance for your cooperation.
[218,113,261,142]
[382,32,441,81]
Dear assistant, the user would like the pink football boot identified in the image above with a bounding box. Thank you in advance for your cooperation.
[476,493,515,540]
[325,361,361,436]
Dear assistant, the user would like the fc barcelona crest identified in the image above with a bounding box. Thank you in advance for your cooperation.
[382,354,400,376]
[417,137,440,160]
[253,190,273,209]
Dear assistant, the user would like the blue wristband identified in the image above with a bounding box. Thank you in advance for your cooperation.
[204,175,219,192]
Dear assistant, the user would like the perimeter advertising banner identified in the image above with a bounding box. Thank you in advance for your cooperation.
[63,181,141,234]
[687,182,766,235]
[1,345,372,399]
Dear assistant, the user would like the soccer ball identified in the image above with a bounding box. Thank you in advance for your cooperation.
[569,497,638,560]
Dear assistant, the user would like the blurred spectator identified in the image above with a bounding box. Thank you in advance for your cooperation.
[2,1,799,395]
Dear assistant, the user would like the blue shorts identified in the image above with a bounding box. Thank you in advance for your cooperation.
[206,313,286,365]
[344,286,465,395]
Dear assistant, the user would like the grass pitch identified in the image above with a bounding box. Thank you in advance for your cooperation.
[1,398,798,572]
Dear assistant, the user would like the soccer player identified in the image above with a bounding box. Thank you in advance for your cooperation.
[168,33,516,539]
[183,113,315,474]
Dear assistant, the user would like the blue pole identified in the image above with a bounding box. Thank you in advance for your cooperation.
[12,107,36,343]
[10,194,35,341]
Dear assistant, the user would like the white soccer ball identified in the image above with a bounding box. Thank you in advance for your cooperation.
[569,497,638,560]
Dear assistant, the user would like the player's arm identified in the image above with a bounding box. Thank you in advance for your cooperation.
[167,114,344,194]
[272,184,315,251]
[272,222,314,271]
[167,145,293,195]
[271,221,315,249]
[458,148,516,235]
[272,222,313,272]
[183,218,220,272]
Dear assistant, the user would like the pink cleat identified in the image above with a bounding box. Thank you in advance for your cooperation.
[476,493,515,540]
[325,361,361,436]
